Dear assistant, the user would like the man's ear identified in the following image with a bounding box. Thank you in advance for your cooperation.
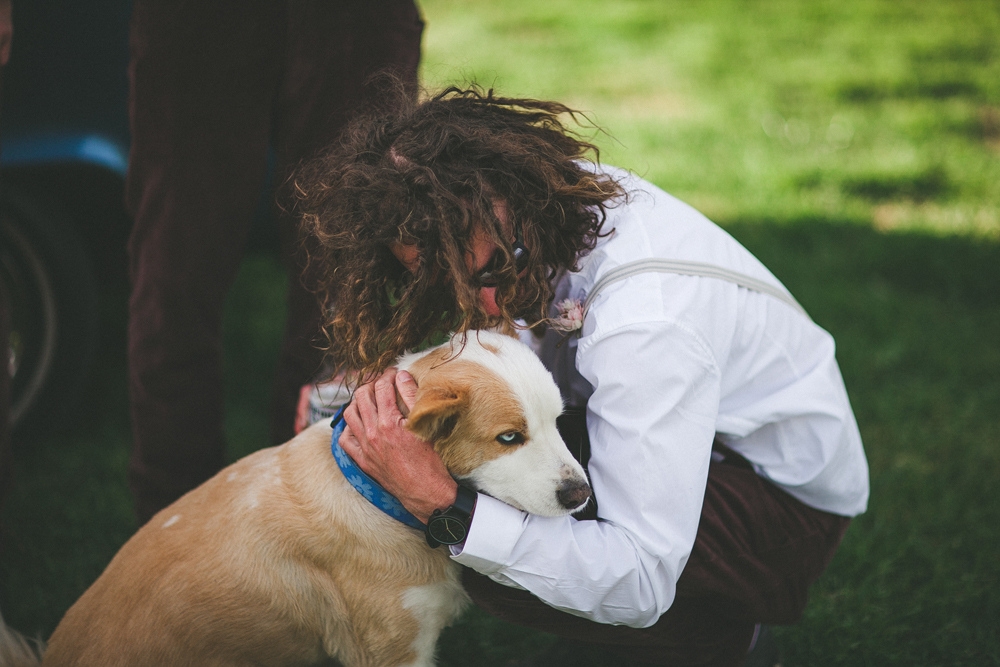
[406,383,467,443]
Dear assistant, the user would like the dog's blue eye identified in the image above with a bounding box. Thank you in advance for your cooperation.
[496,431,524,445]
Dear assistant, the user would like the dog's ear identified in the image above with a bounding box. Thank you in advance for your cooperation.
[406,383,467,443]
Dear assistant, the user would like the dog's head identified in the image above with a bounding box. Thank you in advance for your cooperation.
[398,331,591,517]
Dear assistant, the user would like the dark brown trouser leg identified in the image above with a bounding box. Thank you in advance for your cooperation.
[126,0,423,523]
[463,451,850,667]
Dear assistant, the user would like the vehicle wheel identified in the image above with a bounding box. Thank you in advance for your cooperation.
[1,187,99,436]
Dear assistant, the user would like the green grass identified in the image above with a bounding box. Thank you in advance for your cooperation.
[3,1,1000,665]
[421,0,1000,236]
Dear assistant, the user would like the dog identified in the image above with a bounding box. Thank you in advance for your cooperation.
[2,330,592,667]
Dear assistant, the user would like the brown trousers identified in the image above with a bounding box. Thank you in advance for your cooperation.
[0,65,11,542]
[464,412,851,667]
[125,0,423,523]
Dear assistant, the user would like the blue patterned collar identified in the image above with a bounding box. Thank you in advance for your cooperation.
[329,405,425,530]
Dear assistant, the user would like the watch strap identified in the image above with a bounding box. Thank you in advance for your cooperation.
[451,484,478,517]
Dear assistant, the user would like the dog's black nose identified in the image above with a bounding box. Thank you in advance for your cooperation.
[557,478,592,510]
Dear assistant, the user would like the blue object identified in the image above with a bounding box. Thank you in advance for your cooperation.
[0,0,131,174]
[329,405,426,530]
[1,133,129,175]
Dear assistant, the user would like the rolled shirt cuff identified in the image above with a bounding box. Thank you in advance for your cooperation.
[450,493,528,576]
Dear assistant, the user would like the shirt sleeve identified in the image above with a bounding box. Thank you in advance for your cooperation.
[452,320,722,628]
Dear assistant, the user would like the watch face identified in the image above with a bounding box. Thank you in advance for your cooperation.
[428,515,468,545]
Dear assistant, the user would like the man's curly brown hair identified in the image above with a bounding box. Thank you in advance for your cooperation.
[295,84,626,380]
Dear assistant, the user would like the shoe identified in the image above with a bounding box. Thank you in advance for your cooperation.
[741,624,781,667]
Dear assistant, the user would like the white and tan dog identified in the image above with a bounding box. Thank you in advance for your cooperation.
[2,330,591,667]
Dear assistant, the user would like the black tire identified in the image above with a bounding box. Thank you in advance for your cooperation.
[0,186,99,436]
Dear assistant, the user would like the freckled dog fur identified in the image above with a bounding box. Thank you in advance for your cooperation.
[14,331,590,667]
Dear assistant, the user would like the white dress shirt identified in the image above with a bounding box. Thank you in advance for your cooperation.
[452,167,870,628]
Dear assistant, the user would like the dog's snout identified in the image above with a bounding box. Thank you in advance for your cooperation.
[557,478,592,510]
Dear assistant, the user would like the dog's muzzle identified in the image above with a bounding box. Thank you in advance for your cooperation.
[557,478,592,510]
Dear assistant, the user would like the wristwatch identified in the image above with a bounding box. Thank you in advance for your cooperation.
[425,485,478,548]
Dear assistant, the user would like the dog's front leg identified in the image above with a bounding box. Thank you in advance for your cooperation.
[327,579,469,667]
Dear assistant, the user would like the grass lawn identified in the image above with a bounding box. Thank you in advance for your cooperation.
[2,1,998,665]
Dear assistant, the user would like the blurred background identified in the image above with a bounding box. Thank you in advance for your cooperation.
[1,1,997,665]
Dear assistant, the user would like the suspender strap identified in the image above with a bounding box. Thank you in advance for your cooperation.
[583,258,811,321]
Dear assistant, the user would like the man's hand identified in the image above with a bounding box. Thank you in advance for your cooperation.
[340,368,458,524]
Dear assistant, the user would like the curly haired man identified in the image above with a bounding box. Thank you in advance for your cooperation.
[296,86,869,667]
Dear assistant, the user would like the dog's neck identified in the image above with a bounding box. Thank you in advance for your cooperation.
[329,406,426,530]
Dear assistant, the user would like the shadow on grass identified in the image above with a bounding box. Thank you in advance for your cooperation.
[1,220,998,666]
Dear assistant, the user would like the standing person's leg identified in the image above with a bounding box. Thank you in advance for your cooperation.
[267,0,423,445]
[0,4,11,544]
[462,450,851,667]
[126,1,284,523]
[0,281,11,546]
